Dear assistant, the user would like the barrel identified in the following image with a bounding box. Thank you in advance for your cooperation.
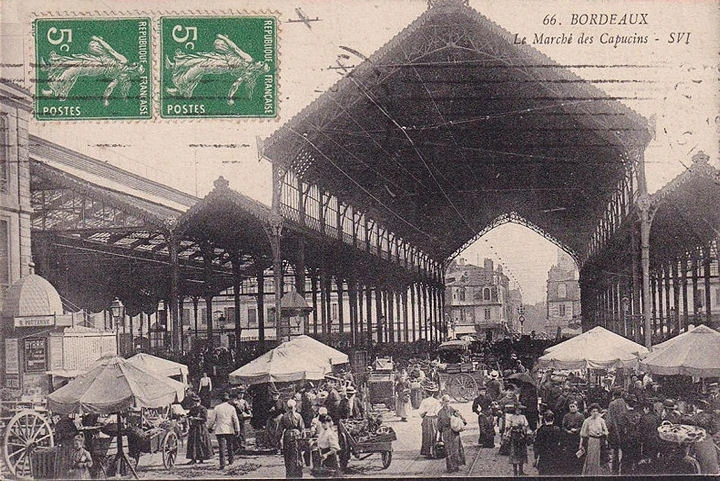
[30,446,59,479]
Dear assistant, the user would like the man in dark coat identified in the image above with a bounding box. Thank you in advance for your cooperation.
[486,371,502,401]
[338,386,364,420]
[300,386,315,428]
[326,380,342,426]
[517,382,539,431]
[472,386,495,447]
[534,410,562,475]
[553,388,570,425]
[606,389,630,474]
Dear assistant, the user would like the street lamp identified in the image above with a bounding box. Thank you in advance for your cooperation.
[110,298,125,356]
[622,296,630,337]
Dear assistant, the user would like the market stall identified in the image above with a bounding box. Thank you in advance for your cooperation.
[228,342,331,386]
[536,326,648,370]
[45,355,185,478]
[282,335,349,366]
[640,325,720,378]
[126,352,189,385]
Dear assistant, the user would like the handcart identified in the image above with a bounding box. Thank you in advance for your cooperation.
[121,410,180,470]
[338,418,396,470]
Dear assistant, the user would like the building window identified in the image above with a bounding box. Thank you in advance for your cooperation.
[0,115,7,192]
[697,290,704,309]
[458,288,465,302]
[266,307,276,327]
[484,308,491,320]
[483,288,491,301]
[224,307,235,326]
[559,304,566,317]
[248,308,257,328]
[0,220,9,296]
[331,303,338,320]
[558,283,567,299]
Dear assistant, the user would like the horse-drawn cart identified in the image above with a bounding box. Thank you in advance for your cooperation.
[367,357,396,409]
[338,418,396,470]
[2,408,55,478]
[436,340,486,402]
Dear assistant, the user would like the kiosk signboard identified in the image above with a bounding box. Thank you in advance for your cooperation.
[24,338,47,373]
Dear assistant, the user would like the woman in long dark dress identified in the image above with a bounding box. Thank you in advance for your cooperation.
[198,372,213,409]
[418,383,441,457]
[560,400,585,474]
[534,410,562,475]
[437,394,467,473]
[279,399,306,478]
[186,395,213,464]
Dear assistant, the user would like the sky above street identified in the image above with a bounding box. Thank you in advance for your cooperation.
[1,0,717,303]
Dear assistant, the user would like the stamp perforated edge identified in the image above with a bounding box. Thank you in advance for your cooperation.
[158,14,279,120]
[31,15,153,122]
[26,9,282,123]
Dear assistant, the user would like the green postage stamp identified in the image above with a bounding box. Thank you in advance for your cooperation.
[34,18,152,120]
[161,16,277,118]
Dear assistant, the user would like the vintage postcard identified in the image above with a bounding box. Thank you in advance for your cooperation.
[0,0,718,479]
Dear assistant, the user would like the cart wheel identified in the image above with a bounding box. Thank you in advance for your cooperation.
[161,430,179,469]
[338,432,350,470]
[448,373,477,402]
[381,450,392,469]
[3,409,54,478]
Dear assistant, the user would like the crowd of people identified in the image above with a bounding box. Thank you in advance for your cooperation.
[173,339,720,478]
[182,368,362,476]
[529,370,720,475]
[414,364,720,477]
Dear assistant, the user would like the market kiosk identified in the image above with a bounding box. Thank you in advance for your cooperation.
[0,273,114,396]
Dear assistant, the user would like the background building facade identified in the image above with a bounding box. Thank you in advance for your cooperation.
[445,258,518,340]
[546,250,581,333]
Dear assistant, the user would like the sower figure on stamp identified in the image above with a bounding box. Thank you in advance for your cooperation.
[164,34,270,105]
[41,35,144,106]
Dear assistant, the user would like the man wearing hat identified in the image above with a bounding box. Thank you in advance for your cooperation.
[486,371,502,402]
[300,385,316,428]
[210,392,240,470]
[662,399,682,423]
[338,385,364,420]
[326,380,342,426]
[606,388,630,474]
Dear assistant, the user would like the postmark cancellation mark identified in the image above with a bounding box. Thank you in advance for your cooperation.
[160,16,277,118]
[34,17,152,121]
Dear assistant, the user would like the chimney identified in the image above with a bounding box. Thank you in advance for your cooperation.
[458,257,466,266]
[496,264,503,274]
[484,258,493,271]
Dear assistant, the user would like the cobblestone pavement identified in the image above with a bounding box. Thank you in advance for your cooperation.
[136,401,537,478]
